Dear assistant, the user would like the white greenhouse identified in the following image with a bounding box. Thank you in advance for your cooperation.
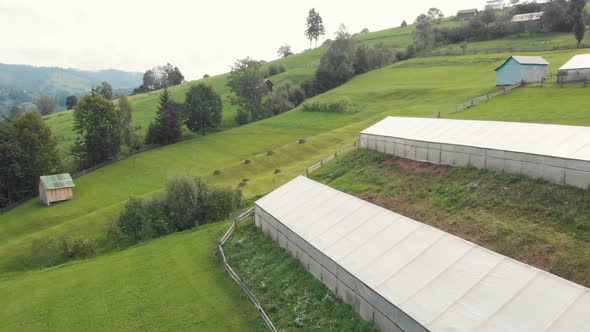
[360,117,590,189]
[255,176,590,332]
[558,54,590,83]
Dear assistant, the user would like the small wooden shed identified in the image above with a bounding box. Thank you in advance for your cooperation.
[495,56,549,86]
[39,173,75,206]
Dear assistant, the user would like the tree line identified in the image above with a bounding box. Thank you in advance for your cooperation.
[133,63,184,94]
[414,0,587,54]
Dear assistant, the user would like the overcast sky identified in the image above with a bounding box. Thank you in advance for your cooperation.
[1,0,483,80]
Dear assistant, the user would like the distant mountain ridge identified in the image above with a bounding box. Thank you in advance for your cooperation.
[0,63,142,114]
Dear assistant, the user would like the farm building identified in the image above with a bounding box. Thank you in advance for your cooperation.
[360,117,590,190]
[39,173,75,206]
[495,55,549,85]
[511,12,544,23]
[485,0,504,11]
[256,176,590,332]
[558,54,590,83]
[456,9,479,21]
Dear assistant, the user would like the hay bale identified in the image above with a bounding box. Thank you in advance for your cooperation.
[212,170,223,176]
[242,178,250,182]
[244,159,252,165]
[274,169,281,174]
[238,182,248,188]
[267,150,274,156]
[298,139,306,144]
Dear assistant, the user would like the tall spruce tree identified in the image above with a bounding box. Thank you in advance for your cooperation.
[146,89,182,145]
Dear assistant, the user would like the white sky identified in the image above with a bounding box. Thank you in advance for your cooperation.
[1,0,482,80]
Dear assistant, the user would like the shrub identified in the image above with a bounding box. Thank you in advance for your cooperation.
[235,109,250,125]
[143,197,174,237]
[117,196,146,241]
[31,237,65,267]
[268,64,279,76]
[165,175,203,231]
[201,187,242,223]
[278,64,286,73]
[301,98,358,114]
[65,237,97,258]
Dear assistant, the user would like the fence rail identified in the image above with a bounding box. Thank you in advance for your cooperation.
[305,142,359,177]
[456,82,522,112]
[218,207,278,332]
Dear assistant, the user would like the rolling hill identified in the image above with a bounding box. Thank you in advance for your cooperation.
[0,63,142,114]
[1,21,590,330]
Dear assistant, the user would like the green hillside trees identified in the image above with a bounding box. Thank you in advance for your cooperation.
[145,89,182,145]
[72,94,121,167]
[184,84,223,136]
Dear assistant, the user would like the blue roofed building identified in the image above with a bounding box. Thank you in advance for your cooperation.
[495,55,549,86]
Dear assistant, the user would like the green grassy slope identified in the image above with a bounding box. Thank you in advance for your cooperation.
[4,48,590,274]
[0,222,260,331]
[3,31,590,328]
[225,219,376,331]
[44,23,585,161]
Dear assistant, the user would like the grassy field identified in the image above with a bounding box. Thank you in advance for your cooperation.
[0,222,261,331]
[43,23,584,163]
[311,150,590,287]
[225,218,376,331]
[3,29,590,329]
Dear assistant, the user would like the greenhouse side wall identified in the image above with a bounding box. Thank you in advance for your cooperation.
[360,133,590,190]
[254,205,428,332]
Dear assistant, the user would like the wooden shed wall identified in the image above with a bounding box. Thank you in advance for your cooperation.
[40,187,73,205]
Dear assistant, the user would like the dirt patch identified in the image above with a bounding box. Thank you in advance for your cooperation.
[384,158,447,176]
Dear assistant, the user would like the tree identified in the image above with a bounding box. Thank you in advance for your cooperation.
[415,19,435,50]
[510,0,520,5]
[8,105,25,119]
[0,121,27,207]
[305,8,326,49]
[118,94,134,150]
[183,84,223,136]
[427,8,444,23]
[145,89,182,145]
[314,24,356,92]
[13,112,61,192]
[36,95,56,115]
[415,13,429,24]
[460,41,468,55]
[569,0,586,46]
[65,95,78,110]
[93,81,114,100]
[143,70,157,90]
[544,0,573,32]
[278,44,294,58]
[227,57,268,123]
[480,10,497,25]
[72,94,121,168]
[164,63,184,86]
[401,20,408,28]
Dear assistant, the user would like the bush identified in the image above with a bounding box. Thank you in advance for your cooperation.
[31,236,65,267]
[117,196,146,241]
[301,98,358,114]
[143,197,174,237]
[165,175,204,231]
[65,237,97,259]
[235,109,250,125]
[114,176,243,244]
[268,64,279,76]
[278,64,286,73]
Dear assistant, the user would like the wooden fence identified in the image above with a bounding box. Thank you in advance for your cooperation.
[305,142,359,177]
[456,82,522,112]
[218,207,278,332]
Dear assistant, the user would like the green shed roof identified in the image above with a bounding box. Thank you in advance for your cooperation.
[40,173,75,190]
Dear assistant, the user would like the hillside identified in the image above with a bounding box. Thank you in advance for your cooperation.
[0,63,142,114]
[1,22,590,329]
[43,24,587,161]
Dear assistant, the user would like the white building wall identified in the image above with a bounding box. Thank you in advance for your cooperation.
[360,133,590,189]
